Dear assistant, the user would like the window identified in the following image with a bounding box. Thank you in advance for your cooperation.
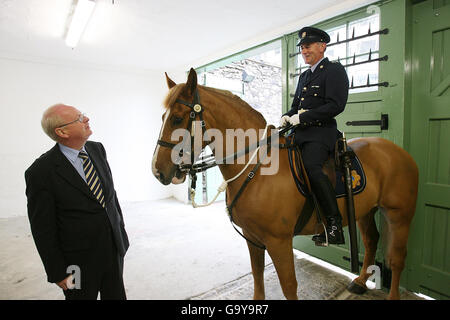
[296,13,380,94]
[345,14,380,94]
[198,40,282,126]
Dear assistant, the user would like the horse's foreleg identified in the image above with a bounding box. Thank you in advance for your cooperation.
[348,208,379,293]
[246,239,266,300]
[266,237,298,300]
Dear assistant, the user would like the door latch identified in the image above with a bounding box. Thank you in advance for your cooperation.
[346,114,388,130]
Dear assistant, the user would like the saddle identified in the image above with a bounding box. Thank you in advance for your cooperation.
[282,135,366,234]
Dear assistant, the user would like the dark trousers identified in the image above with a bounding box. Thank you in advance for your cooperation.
[301,142,331,182]
[63,227,126,300]
[302,141,342,222]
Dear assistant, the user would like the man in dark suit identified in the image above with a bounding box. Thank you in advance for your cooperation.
[280,27,349,245]
[25,103,129,299]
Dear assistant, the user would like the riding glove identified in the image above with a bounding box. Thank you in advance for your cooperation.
[280,115,290,127]
[289,114,300,126]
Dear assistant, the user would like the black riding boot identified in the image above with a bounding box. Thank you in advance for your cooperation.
[310,176,345,245]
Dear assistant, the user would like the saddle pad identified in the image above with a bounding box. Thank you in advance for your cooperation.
[294,149,366,199]
[334,155,366,198]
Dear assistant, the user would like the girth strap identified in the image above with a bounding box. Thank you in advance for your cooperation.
[226,158,268,250]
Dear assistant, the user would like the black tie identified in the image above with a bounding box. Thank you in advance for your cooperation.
[78,151,106,208]
[303,69,312,83]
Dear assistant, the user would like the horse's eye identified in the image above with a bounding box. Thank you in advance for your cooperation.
[172,116,183,126]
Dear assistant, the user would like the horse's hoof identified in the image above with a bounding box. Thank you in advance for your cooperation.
[346,280,367,295]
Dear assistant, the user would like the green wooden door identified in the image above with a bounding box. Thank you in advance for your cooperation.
[407,0,450,299]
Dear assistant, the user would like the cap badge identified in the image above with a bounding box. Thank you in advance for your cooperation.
[302,32,306,38]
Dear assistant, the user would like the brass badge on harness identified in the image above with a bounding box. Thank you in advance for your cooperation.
[193,104,202,113]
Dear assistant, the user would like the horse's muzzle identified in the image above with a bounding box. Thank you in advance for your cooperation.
[153,170,171,185]
[154,167,186,185]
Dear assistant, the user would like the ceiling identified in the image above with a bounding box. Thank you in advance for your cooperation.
[0,0,375,72]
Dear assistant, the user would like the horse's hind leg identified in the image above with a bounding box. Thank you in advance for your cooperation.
[266,237,298,300]
[384,208,413,300]
[245,236,266,300]
[348,208,379,294]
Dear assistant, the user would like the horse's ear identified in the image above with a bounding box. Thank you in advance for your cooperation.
[185,68,197,96]
[165,72,176,89]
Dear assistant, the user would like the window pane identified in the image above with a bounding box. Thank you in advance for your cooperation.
[318,13,381,94]
[347,14,380,93]
[200,42,282,126]
[325,25,347,62]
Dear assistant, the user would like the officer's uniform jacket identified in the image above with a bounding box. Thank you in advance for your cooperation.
[284,57,349,151]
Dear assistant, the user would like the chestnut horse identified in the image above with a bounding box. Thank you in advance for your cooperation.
[152,68,418,300]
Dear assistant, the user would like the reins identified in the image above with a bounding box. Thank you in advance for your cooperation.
[190,124,269,206]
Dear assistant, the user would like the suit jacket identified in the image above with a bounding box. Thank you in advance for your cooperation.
[284,57,349,150]
[25,141,129,283]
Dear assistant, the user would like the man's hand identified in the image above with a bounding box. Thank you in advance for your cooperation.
[56,275,74,290]
[289,114,300,126]
[280,115,290,127]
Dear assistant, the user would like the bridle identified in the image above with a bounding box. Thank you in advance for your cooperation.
[157,88,208,173]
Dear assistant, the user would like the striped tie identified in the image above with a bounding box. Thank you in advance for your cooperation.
[78,151,105,208]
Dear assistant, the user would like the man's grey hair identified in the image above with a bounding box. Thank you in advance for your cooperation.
[41,104,65,141]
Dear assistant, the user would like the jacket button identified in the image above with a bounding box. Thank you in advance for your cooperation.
[314,93,317,96]
[301,97,304,101]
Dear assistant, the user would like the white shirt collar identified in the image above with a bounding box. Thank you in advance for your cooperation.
[310,57,326,73]
[58,143,87,163]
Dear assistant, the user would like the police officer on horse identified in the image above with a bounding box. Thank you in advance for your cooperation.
[280,26,349,245]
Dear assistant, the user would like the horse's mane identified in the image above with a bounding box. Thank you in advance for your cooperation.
[202,86,267,125]
[163,83,266,125]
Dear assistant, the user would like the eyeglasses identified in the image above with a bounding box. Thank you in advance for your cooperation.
[57,113,86,128]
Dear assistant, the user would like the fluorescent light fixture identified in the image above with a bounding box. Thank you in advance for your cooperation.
[65,0,96,48]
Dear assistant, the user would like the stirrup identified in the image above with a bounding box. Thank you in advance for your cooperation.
[313,231,345,246]
[312,221,345,246]
[313,222,329,247]
[314,239,329,247]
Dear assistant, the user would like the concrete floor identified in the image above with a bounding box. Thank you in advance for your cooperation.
[0,198,424,300]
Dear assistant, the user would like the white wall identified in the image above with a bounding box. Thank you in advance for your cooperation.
[0,57,174,218]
